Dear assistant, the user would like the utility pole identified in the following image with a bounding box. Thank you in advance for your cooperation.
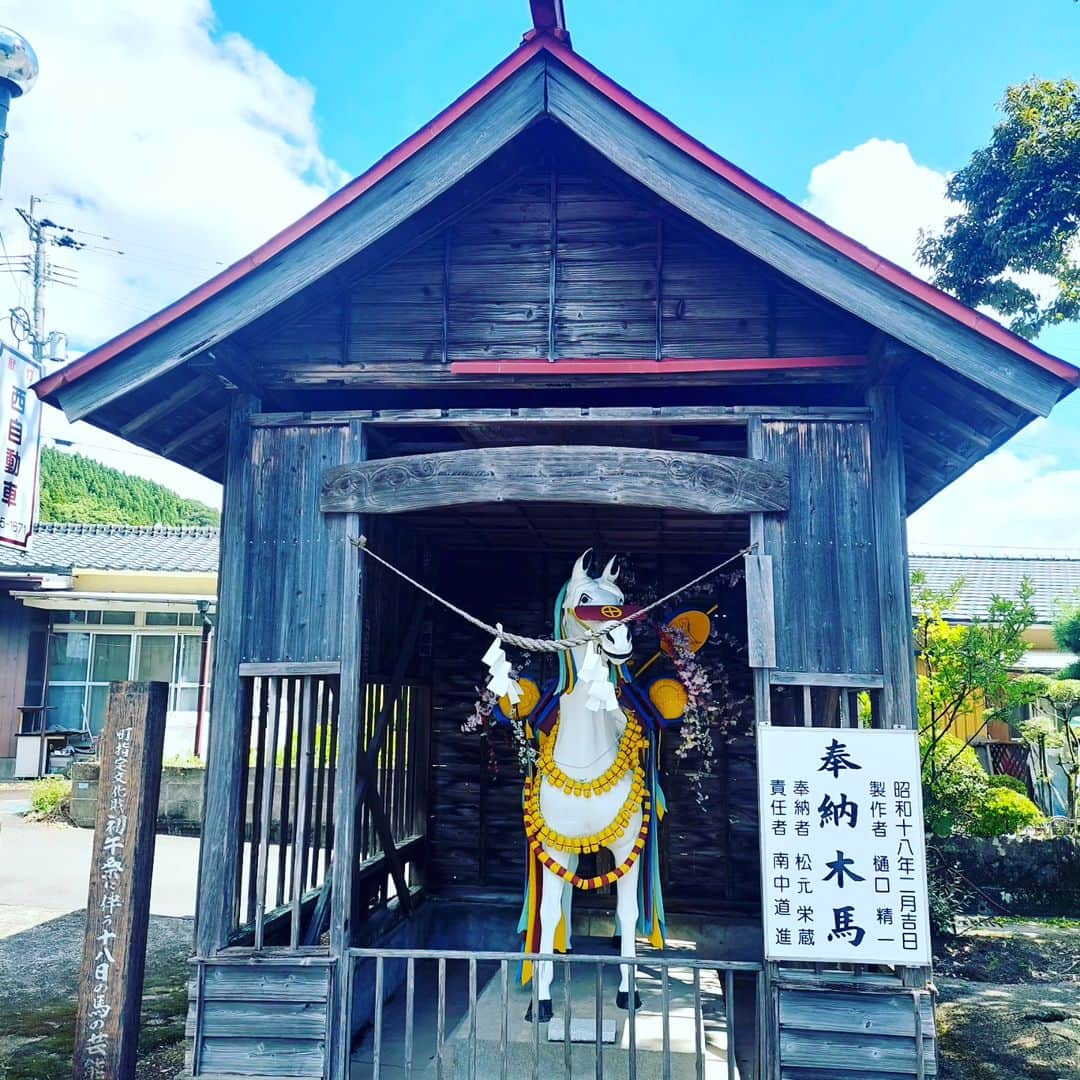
[8,196,78,363]
[17,196,45,361]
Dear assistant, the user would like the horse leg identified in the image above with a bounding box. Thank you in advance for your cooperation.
[560,853,578,951]
[529,854,567,1022]
[609,829,643,1009]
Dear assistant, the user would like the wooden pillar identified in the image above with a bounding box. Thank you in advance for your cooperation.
[74,681,168,1080]
[195,392,259,957]
[329,420,367,1080]
[869,383,917,729]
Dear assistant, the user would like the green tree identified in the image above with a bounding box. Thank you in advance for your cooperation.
[918,77,1080,338]
[1020,678,1080,822]
[1053,593,1080,680]
[38,448,220,527]
[914,572,1040,776]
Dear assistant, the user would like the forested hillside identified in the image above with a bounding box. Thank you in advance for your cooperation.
[38,448,220,526]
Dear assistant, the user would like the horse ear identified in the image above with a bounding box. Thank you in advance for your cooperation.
[601,556,620,583]
[571,549,593,581]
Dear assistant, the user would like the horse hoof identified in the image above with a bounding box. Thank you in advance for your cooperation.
[525,999,553,1023]
[616,991,643,1010]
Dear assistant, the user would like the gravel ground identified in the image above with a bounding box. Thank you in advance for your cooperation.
[0,909,194,1010]
[936,920,1080,1080]
[0,912,193,1079]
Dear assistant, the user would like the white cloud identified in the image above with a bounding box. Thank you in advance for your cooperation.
[0,0,346,506]
[803,138,954,274]
[802,138,1080,553]
[907,450,1080,554]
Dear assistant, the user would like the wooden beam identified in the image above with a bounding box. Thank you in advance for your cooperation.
[249,405,872,427]
[328,421,364,1080]
[770,670,886,689]
[159,406,229,459]
[870,384,917,728]
[321,445,789,516]
[745,553,776,669]
[238,661,342,677]
[119,374,216,437]
[195,393,258,957]
[449,355,867,376]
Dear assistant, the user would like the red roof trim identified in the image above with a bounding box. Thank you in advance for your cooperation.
[35,36,548,399]
[36,30,1078,402]
[541,36,1078,387]
[450,356,867,376]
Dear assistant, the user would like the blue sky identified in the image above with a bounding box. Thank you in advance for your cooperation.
[214,1,1076,200]
[3,0,1079,549]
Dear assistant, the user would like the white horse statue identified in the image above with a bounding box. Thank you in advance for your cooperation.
[522,551,651,1022]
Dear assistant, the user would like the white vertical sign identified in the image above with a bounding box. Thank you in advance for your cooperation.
[757,726,931,965]
[0,345,43,549]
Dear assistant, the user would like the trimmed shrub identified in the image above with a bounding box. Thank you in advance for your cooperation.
[971,787,1045,837]
[920,731,990,837]
[987,774,1029,796]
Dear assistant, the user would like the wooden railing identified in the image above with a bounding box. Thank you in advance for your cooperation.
[228,665,430,949]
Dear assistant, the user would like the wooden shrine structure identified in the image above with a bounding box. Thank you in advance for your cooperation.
[37,3,1078,1077]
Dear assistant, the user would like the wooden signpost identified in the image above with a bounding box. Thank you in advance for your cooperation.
[73,681,168,1080]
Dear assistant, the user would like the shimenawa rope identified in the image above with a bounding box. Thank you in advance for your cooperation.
[349,535,755,654]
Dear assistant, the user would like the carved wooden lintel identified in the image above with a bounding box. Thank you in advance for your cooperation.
[320,445,788,516]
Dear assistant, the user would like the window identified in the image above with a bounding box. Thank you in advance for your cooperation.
[45,609,207,734]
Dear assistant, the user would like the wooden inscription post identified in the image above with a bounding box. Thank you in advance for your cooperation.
[74,681,168,1080]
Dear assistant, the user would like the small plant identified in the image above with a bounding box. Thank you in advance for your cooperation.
[970,787,1045,837]
[28,776,72,822]
[163,752,205,768]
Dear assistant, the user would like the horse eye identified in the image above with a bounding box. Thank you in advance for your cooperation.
[580,594,591,604]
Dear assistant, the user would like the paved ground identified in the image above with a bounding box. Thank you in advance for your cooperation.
[0,804,200,926]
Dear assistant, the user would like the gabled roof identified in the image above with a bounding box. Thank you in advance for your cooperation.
[0,523,220,575]
[35,28,1077,414]
[910,552,1080,625]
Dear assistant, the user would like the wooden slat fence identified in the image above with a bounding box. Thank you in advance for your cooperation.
[229,666,431,948]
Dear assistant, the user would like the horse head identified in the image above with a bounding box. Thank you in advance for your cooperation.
[563,550,634,664]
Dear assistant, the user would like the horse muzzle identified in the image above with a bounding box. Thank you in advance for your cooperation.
[599,624,633,663]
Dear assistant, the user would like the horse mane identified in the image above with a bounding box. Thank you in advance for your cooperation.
[553,580,577,694]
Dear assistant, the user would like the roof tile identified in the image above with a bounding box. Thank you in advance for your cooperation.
[0,523,219,575]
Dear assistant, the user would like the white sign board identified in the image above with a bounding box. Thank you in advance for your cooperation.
[757,725,931,965]
[0,345,43,549]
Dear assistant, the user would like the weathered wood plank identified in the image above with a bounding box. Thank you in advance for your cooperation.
[779,1028,936,1076]
[197,999,328,1040]
[759,421,883,676]
[201,962,331,1002]
[196,394,258,957]
[869,385,918,729]
[238,661,342,677]
[74,682,168,1080]
[770,671,885,689]
[328,421,365,1080]
[199,1036,326,1075]
[321,446,789,516]
[745,553,776,669]
[249,405,872,427]
[779,988,934,1039]
[544,59,1065,416]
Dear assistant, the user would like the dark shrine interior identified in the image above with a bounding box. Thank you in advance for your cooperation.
[358,418,761,921]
